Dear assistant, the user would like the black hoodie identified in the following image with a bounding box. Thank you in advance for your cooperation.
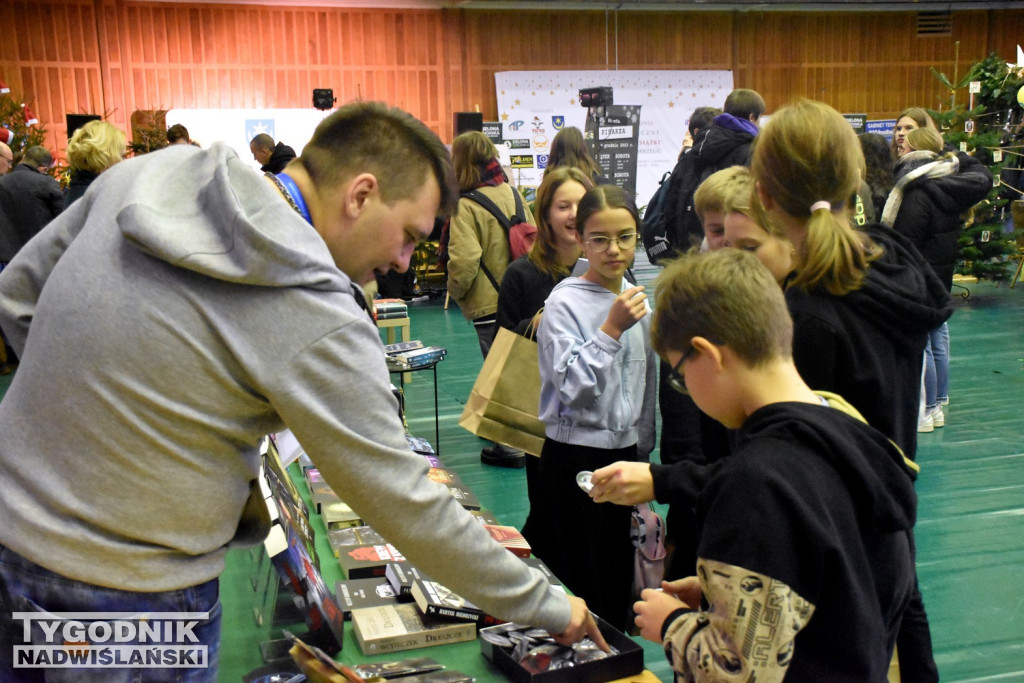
[786,224,952,459]
[261,141,297,175]
[663,114,756,249]
[669,400,917,680]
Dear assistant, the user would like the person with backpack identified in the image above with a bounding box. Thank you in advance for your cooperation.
[447,130,537,467]
[661,89,765,252]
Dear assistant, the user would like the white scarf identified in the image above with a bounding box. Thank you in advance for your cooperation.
[880,151,959,227]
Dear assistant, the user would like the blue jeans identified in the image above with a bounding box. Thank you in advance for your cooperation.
[923,322,950,409]
[0,545,220,682]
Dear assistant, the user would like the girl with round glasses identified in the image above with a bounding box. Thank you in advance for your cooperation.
[531,184,657,630]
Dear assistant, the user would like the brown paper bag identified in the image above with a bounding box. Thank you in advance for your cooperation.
[459,326,546,455]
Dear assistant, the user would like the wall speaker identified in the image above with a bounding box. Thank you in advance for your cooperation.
[453,112,483,137]
[313,89,335,111]
[66,114,101,139]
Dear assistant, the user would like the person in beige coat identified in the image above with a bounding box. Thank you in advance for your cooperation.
[447,131,536,467]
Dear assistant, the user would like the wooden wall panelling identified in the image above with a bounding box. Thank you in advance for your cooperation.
[4,3,1023,159]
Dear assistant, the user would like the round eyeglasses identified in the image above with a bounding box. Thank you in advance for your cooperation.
[584,232,637,254]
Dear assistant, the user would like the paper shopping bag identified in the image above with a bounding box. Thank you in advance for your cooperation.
[458,326,546,456]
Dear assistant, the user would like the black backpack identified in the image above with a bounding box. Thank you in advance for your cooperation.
[640,171,673,265]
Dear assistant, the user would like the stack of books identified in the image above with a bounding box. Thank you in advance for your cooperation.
[373,298,409,320]
[387,345,447,371]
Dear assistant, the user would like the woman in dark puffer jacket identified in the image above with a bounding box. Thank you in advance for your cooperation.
[882,126,993,430]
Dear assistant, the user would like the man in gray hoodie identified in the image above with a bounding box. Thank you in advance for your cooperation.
[0,101,603,680]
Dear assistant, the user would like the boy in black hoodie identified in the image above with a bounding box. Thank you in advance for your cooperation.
[633,249,917,680]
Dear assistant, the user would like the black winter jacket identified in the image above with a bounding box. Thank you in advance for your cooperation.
[892,153,993,290]
[663,114,756,249]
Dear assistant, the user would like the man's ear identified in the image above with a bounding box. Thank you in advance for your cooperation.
[345,172,379,216]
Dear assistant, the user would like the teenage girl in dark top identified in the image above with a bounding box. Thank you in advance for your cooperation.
[496,166,592,543]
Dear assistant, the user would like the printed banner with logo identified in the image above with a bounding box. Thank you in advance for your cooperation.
[166,109,334,171]
[494,70,733,207]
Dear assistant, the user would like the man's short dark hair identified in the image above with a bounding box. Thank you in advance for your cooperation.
[299,101,458,217]
[167,124,190,144]
[724,89,766,122]
[250,133,275,150]
[21,146,52,168]
[689,106,721,136]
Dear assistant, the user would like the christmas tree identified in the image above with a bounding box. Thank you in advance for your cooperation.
[929,52,1024,281]
[0,80,48,162]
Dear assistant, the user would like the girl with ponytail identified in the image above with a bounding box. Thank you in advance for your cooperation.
[752,98,947,682]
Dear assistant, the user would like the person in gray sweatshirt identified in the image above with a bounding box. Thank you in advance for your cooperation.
[0,101,604,681]
[531,185,657,632]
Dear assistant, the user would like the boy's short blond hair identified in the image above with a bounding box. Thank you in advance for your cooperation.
[652,249,792,367]
[693,166,753,223]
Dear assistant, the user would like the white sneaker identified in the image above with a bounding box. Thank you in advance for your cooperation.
[918,412,935,433]
[940,396,950,406]
[929,405,945,428]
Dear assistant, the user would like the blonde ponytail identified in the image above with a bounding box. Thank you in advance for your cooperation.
[789,210,877,295]
[752,99,881,296]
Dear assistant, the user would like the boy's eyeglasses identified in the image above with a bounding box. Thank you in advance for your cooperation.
[584,232,638,253]
[666,346,699,395]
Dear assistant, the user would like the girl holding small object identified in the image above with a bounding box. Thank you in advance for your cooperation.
[530,184,657,631]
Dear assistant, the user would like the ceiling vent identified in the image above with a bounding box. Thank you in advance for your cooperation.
[917,11,952,38]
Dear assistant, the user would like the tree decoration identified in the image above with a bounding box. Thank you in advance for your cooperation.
[929,51,1024,281]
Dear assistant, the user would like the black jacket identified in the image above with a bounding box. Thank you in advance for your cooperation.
[689,401,917,679]
[495,255,570,336]
[787,224,952,460]
[261,142,297,174]
[0,164,63,260]
[892,153,993,290]
[663,114,756,249]
[63,169,100,209]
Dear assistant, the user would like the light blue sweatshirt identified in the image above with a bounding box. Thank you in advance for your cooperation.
[537,277,656,458]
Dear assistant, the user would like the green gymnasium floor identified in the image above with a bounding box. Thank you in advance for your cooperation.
[2,278,1022,681]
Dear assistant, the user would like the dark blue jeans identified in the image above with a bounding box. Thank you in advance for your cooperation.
[0,545,220,682]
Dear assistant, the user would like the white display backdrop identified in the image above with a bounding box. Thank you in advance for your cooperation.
[166,108,334,171]
[494,70,734,207]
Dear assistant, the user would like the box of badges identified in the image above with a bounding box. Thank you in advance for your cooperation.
[478,615,643,683]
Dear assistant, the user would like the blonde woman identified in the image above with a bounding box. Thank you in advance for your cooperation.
[65,120,126,208]
[753,98,948,682]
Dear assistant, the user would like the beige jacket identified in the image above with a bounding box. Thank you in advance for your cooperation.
[446,183,534,321]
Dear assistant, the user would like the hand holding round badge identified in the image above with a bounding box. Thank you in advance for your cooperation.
[576,471,595,494]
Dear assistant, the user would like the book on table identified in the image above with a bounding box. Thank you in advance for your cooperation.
[410,578,504,628]
[385,562,428,599]
[334,577,399,619]
[351,604,476,655]
[264,523,346,655]
[327,525,385,558]
[483,525,532,558]
[443,483,481,511]
[338,542,407,580]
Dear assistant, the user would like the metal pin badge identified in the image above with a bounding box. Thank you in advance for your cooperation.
[576,471,595,494]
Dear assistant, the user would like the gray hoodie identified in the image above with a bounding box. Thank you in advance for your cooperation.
[538,277,657,457]
[0,142,570,632]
